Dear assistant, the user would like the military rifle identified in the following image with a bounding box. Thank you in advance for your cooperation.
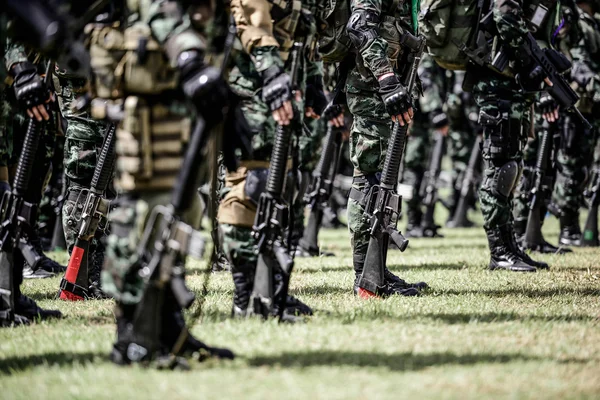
[522,120,554,250]
[419,130,446,237]
[58,123,115,300]
[582,165,600,247]
[357,33,425,296]
[249,42,303,321]
[493,33,591,129]
[447,135,482,228]
[0,62,52,323]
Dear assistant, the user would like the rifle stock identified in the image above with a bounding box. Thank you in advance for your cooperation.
[448,135,482,228]
[420,131,446,237]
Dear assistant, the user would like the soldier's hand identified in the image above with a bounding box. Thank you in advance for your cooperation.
[436,125,450,136]
[261,65,293,126]
[323,104,345,128]
[12,61,53,121]
[539,92,559,123]
[305,76,327,119]
[378,74,413,126]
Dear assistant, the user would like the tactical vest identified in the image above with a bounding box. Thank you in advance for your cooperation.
[87,18,190,192]
[271,0,304,61]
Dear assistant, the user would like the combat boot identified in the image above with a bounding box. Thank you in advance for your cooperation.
[0,311,30,327]
[352,253,426,297]
[88,247,111,299]
[405,207,424,238]
[273,270,313,322]
[514,219,569,255]
[231,267,254,318]
[486,226,537,272]
[15,294,62,321]
[30,231,67,275]
[559,214,582,246]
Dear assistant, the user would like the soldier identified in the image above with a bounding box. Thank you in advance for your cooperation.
[91,0,234,364]
[467,0,559,272]
[55,66,110,297]
[218,0,325,318]
[345,0,428,296]
[402,53,449,238]
[550,0,600,246]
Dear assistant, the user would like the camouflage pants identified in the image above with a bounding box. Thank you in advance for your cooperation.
[550,114,596,217]
[473,76,533,231]
[403,116,431,226]
[346,69,392,275]
[101,192,202,305]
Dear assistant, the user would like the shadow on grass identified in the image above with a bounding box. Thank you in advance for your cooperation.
[388,263,467,271]
[0,352,105,375]
[443,287,600,298]
[295,266,352,274]
[248,350,554,371]
[25,289,61,302]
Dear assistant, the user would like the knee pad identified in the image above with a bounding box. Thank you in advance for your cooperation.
[495,161,521,198]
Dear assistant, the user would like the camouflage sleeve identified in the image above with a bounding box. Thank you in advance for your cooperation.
[570,16,600,96]
[4,39,28,72]
[493,0,529,49]
[306,59,324,80]
[417,55,447,126]
[230,0,279,53]
[146,0,208,66]
[349,0,394,79]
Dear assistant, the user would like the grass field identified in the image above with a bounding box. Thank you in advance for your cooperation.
[1,210,600,399]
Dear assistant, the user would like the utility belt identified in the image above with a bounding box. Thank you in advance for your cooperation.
[92,96,192,192]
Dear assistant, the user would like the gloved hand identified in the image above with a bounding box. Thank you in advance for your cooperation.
[12,61,52,121]
[305,76,327,118]
[179,50,230,124]
[261,64,293,125]
[538,92,559,123]
[571,61,595,91]
[322,103,345,128]
[378,74,413,125]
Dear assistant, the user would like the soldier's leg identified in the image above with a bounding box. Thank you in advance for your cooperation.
[474,80,547,272]
[402,117,430,237]
[218,95,311,318]
[513,132,539,238]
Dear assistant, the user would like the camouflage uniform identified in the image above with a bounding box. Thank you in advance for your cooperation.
[445,70,479,220]
[218,0,322,314]
[402,53,448,233]
[467,0,557,271]
[55,71,109,288]
[550,7,600,245]
[345,0,416,280]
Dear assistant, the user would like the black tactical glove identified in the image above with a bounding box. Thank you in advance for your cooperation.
[322,103,344,123]
[305,76,327,116]
[378,74,412,118]
[538,92,557,115]
[179,50,231,123]
[12,61,50,111]
[261,65,292,112]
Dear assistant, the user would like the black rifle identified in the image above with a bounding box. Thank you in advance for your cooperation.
[299,123,343,255]
[419,130,446,237]
[358,33,425,295]
[582,165,600,247]
[522,120,554,250]
[447,135,482,228]
[58,123,115,300]
[0,62,52,323]
[493,33,591,129]
[249,42,303,321]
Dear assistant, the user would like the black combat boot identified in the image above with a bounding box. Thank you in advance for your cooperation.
[405,207,424,238]
[353,253,424,297]
[15,294,63,321]
[231,266,254,318]
[486,225,537,272]
[559,213,582,246]
[514,219,569,255]
[273,270,313,322]
[88,244,111,299]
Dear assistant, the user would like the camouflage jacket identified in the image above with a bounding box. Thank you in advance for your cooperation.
[417,53,447,125]
[350,0,415,79]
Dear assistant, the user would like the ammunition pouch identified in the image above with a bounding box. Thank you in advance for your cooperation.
[218,161,272,228]
[348,173,381,208]
[272,0,303,61]
[115,96,191,191]
[88,23,178,99]
[480,109,522,161]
